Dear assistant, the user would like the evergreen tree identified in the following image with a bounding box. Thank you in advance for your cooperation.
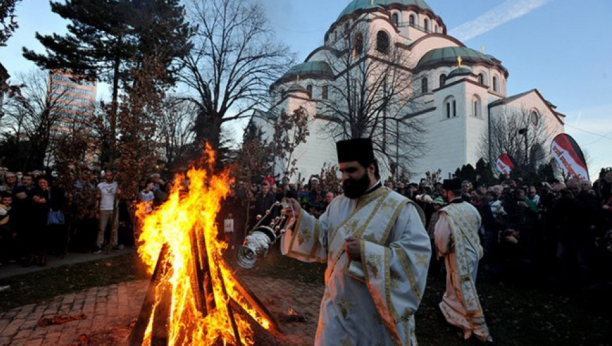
[475,158,495,185]
[1,0,21,46]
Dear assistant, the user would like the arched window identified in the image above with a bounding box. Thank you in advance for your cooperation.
[306,85,312,97]
[376,31,390,54]
[392,13,399,26]
[435,25,438,33]
[493,76,499,92]
[344,22,350,33]
[409,14,415,26]
[444,96,456,118]
[530,110,540,127]
[322,85,329,100]
[421,77,428,93]
[424,19,429,32]
[439,73,447,87]
[478,73,485,85]
[472,95,481,117]
[353,32,364,57]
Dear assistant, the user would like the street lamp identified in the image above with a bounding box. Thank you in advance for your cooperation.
[518,127,528,166]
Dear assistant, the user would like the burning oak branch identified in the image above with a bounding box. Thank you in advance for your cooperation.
[130,148,281,346]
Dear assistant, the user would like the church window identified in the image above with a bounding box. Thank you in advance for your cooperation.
[472,95,481,117]
[478,73,485,85]
[322,85,328,100]
[306,84,312,98]
[344,22,350,34]
[409,15,415,26]
[354,33,364,57]
[435,24,438,33]
[376,31,390,54]
[439,73,446,87]
[392,13,399,26]
[421,77,428,93]
[444,97,456,119]
[424,19,430,32]
[493,76,499,92]
[530,110,540,126]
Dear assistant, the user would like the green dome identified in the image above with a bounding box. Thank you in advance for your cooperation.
[282,61,333,80]
[447,67,472,78]
[337,0,432,20]
[417,47,493,69]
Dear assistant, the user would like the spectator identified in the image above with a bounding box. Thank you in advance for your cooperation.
[11,174,34,261]
[250,180,276,229]
[306,177,326,214]
[0,192,13,266]
[95,170,121,253]
[0,172,18,193]
[30,177,52,266]
[139,180,155,214]
[528,185,541,206]
[322,191,335,210]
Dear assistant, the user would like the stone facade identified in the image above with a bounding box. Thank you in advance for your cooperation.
[250,0,565,180]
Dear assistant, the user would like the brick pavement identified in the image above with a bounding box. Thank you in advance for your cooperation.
[0,275,324,346]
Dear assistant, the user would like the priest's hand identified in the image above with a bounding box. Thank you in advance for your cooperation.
[345,237,361,261]
[283,198,302,221]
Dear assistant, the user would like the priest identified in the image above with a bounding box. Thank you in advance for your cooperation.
[434,178,493,344]
[282,138,431,345]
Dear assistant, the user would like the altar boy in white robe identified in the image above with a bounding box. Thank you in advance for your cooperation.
[434,178,493,344]
[282,138,431,346]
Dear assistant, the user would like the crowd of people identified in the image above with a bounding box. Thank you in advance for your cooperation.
[1,163,611,294]
[0,167,170,267]
[219,171,612,293]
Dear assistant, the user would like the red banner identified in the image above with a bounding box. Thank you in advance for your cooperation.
[550,134,589,181]
[496,154,515,175]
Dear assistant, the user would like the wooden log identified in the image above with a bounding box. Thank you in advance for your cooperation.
[151,278,172,346]
[214,254,242,346]
[189,226,208,315]
[129,244,170,346]
[220,257,283,336]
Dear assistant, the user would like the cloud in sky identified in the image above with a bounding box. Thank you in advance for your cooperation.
[449,0,552,42]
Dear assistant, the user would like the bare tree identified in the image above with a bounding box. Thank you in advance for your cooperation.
[479,107,551,174]
[1,69,76,170]
[271,106,310,179]
[179,0,294,152]
[157,96,197,170]
[319,27,425,175]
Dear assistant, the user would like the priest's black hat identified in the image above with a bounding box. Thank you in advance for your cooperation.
[442,178,462,191]
[336,138,374,164]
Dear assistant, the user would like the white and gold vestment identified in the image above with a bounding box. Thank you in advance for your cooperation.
[434,201,492,343]
[281,186,431,346]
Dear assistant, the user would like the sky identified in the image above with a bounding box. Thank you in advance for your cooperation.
[2,0,612,179]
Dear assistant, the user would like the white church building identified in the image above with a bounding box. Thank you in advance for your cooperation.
[250,0,565,181]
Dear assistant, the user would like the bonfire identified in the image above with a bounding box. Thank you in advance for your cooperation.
[130,148,281,346]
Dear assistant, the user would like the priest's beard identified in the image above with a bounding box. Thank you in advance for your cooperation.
[343,172,372,199]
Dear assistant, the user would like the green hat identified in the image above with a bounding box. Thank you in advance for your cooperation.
[433,197,444,205]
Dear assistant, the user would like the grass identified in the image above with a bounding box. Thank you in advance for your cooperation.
[0,253,147,313]
[235,248,612,346]
[1,247,610,345]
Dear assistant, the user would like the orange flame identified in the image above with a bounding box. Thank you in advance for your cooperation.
[136,146,272,345]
